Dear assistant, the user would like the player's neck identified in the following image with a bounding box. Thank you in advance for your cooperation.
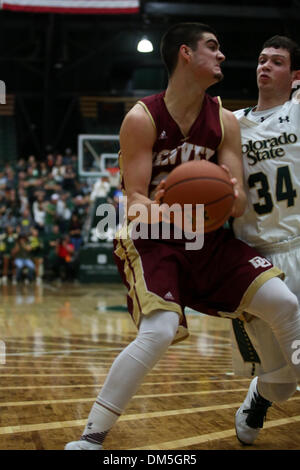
[164,87,205,137]
[256,91,290,111]
[165,79,206,121]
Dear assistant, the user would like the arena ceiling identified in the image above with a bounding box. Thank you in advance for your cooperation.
[1,0,300,156]
[1,0,300,99]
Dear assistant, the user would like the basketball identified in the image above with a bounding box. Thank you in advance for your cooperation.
[162,160,235,233]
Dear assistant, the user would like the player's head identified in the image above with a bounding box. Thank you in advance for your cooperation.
[261,36,300,71]
[160,22,224,81]
[257,36,300,92]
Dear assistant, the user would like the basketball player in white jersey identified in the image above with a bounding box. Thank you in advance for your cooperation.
[232,36,300,445]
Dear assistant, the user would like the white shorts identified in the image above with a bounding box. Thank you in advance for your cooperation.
[231,236,300,384]
[261,237,300,302]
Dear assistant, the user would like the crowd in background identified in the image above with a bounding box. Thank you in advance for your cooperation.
[0,150,118,285]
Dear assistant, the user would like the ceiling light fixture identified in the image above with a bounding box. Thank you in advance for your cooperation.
[137,37,153,53]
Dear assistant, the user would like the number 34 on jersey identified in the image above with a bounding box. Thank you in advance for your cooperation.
[232,96,300,246]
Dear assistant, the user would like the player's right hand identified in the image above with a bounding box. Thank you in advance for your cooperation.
[154,179,166,204]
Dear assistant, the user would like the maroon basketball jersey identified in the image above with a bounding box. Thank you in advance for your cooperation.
[138,91,224,197]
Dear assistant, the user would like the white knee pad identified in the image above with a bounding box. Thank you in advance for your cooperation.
[248,277,299,330]
[247,278,300,380]
[135,309,179,356]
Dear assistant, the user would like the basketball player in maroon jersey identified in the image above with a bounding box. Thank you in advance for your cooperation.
[66,23,300,450]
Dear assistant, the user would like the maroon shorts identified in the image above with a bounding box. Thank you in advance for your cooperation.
[114,225,283,343]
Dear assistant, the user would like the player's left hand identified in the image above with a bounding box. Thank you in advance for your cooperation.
[221,164,245,218]
[220,164,238,198]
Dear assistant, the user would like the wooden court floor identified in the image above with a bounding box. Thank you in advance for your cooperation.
[0,281,300,451]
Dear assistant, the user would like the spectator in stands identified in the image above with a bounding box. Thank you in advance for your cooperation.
[0,225,17,285]
[29,227,43,285]
[1,209,18,232]
[69,212,83,252]
[27,159,39,178]
[12,234,36,284]
[32,193,46,232]
[112,184,124,227]
[56,234,76,281]
[39,161,49,178]
[44,193,59,233]
[28,155,37,168]
[15,158,27,174]
[43,224,61,280]
[0,192,6,218]
[72,194,88,221]
[56,192,73,232]
[62,164,77,193]
[43,172,62,196]
[0,171,6,190]
[3,166,17,190]
[19,207,34,236]
[4,188,20,217]
[18,186,29,215]
[17,170,27,189]
[46,153,55,172]
[78,180,91,198]
[90,176,111,201]
[52,154,66,184]
[23,166,43,204]
[70,153,78,170]
[63,148,73,166]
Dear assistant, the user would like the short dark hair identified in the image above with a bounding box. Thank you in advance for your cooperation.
[262,35,300,71]
[160,22,217,76]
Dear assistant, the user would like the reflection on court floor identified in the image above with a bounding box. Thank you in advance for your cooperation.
[0,282,299,450]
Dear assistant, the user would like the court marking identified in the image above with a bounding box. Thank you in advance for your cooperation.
[0,370,234,377]
[0,378,252,390]
[0,365,232,373]
[3,347,231,356]
[0,388,251,406]
[134,414,300,450]
[0,357,232,366]
[0,399,299,443]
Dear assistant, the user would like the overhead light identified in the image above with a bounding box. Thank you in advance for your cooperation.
[137,37,153,53]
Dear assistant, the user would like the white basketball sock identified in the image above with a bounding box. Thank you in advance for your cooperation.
[80,310,179,445]
[81,401,120,445]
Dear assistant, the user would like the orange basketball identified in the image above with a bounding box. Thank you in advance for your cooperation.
[162,160,235,233]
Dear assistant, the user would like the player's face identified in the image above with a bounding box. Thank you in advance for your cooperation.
[190,33,225,83]
[257,47,294,93]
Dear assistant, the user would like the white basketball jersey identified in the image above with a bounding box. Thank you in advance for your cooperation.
[233,88,300,249]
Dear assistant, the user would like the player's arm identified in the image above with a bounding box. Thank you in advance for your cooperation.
[119,103,158,222]
[218,108,247,217]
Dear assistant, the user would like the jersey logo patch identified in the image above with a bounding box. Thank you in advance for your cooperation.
[159,130,167,140]
[279,116,290,123]
[164,291,175,300]
[249,256,272,269]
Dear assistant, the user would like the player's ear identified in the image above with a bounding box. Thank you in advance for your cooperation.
[292,70,300,83]
[180,44,191,61]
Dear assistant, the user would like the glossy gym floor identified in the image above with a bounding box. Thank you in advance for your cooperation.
[0,281,299,450]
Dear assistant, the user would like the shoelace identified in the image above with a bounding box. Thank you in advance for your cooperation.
[243,392,272,429]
